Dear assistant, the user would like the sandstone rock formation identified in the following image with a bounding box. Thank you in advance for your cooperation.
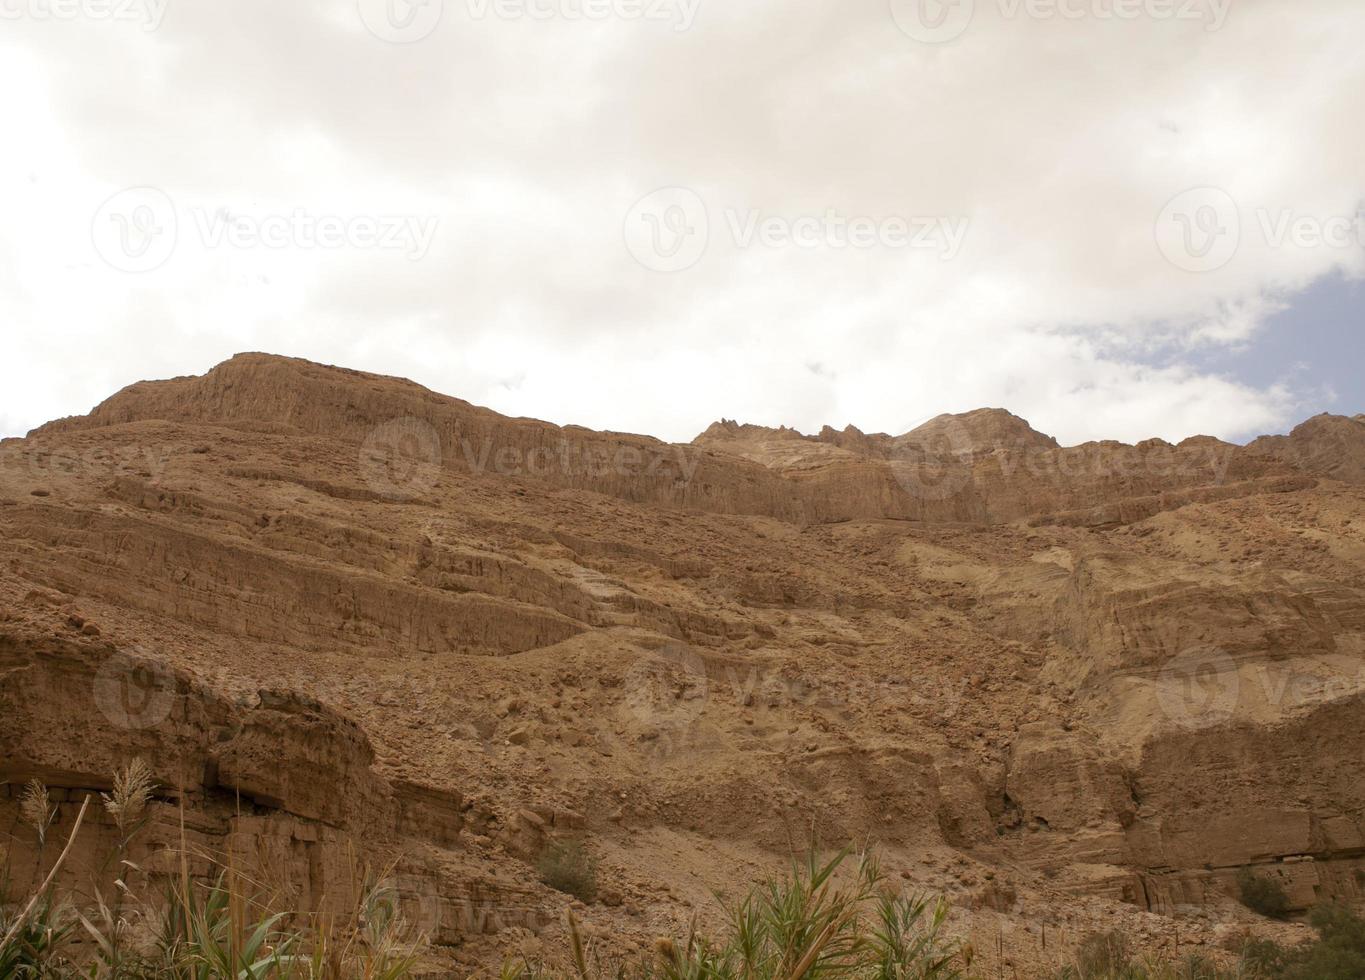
[3,353,1362,975]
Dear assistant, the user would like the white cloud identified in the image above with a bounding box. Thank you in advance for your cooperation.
[1,0,1362,445]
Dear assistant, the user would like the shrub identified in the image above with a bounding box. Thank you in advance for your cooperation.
[1055,931,1251,979]
[1231,904,1365,979]
[154,872,296,977]
[0,896,75,977]
[1155,954,1235,980]
[537,839,600,904]
[512,847,970,980]
[1046,907,1365,980]
[1274,903,1365,980]
[1238,938,1289,977]
[1075,930,1131,977]
[1236,869,1291,921]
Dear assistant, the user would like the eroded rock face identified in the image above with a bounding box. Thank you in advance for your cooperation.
[0,628,549,954]
[1249,414,1365,484]
[0,632,231,792]
[3,353,1364,973]
[33,352,1358,528]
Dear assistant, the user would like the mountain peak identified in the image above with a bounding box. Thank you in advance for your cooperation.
[901,408,1059,452]
[695,419,806,443]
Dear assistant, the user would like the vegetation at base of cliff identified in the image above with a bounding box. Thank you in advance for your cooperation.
[8,765,1365,980]
[1235,870,1291,922]
[1,764,423,979]
[507,847,972,980]
[1052,904,1365,980]
[1238,904,1365,980]
[1051,928,1243,979]
[515,847,1365,980]
[536,839,600,904]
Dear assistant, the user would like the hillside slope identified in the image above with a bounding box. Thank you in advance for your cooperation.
[3,354,1363,975]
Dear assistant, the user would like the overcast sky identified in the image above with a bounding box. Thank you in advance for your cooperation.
[1,0,1362,447]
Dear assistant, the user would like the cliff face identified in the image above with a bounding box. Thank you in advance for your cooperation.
[38,352,1355,528]
[4,353,1363,974]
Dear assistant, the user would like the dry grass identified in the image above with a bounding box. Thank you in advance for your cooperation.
[9,766,1358,980]
[18,778,56,847]
[2,770,425,979]
[100,757,156,838]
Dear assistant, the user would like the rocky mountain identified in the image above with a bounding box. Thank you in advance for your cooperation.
[3,353,1363,975]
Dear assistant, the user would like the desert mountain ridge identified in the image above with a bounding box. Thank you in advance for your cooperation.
[20,352,1365,528]
[3,351,1364,976]
[26,350,1359,457]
